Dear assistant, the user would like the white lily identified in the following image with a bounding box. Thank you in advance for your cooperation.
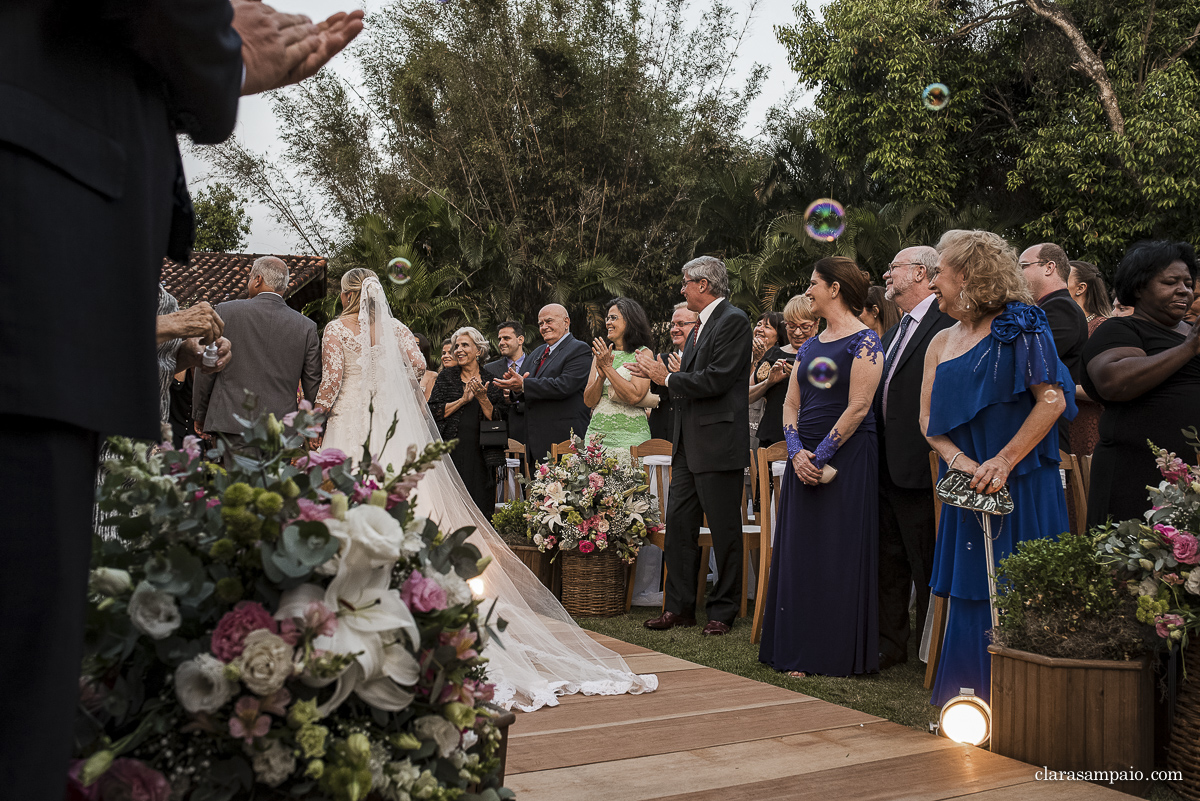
[276,562,420,715]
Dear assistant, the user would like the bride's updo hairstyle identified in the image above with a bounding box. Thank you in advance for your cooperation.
[339,267,378,317]
[935,229,1033,318]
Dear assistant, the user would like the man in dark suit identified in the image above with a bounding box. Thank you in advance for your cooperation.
[494,304,592,465]
[631,256,752,635]
[874,247,955,669]
[193,258,322,437]
[484,320,528,445]
[1019,242,1088,451]
[0,5,360,796]
[647,303,698,441]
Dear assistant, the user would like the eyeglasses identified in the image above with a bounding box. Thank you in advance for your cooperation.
[785,321,817,332]
[681,278,704,289]
[1019,260,1048,270]
[887,262,924,271]
[670,320,697,329]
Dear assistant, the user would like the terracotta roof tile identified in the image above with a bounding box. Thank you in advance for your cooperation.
[161,252,327,309]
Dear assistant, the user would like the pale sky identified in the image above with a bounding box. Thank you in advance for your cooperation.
[183,0,817,255]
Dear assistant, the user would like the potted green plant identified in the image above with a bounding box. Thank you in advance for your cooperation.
[989,530,1155,796]
[492,499,559,597]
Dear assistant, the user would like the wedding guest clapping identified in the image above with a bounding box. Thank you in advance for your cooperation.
[647,303,697,441]
[584,298,655,459]
[920,230,1074,707]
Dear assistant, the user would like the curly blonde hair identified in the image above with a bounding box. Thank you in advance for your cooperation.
[339,267,377,318]
[936,230,1033,317]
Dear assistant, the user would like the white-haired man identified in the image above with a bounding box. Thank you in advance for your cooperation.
[193,257,321,439]
[631,256,752,635]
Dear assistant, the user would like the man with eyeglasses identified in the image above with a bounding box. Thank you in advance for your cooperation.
[872,247,954,670]
[647,303,699,440]
[1018,242,1088,451]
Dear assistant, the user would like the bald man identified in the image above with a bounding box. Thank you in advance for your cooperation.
[874,246,954,668]
[494,303,593,464]
[193,256,322,438]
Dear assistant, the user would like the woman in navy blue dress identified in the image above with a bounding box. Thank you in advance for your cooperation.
[759,257,884,677]
[920,230,1075,706]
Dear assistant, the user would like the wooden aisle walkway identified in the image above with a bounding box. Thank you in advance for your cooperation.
[503,632,1137,800]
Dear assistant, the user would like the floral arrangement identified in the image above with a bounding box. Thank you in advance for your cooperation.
[74,403,513,801]
[1095,438,1200,650]
[524,434,660,562]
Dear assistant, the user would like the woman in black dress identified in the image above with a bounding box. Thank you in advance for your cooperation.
[428,326,508,517]
[1082,241,1200,526]
[751,298,819,447]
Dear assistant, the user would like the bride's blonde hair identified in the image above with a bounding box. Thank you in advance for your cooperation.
[339,268,377,317]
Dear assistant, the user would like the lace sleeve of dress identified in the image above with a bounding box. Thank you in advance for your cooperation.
[850,329,884,363]
[393,319,426,379]
[315,321,346,410]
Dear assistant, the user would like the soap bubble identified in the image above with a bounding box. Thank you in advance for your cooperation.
[922,83,950,111]
[803,199,846,242]
[386,257,412,285]
[806,356,839,389]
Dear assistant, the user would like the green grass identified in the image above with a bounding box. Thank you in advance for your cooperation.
[576,602,1185,801]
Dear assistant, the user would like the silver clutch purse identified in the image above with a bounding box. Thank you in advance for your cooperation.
[935,468,1014,515]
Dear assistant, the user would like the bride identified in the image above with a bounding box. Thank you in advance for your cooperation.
[314,269,657,711]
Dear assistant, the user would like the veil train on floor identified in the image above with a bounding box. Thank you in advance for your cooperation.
[327,278,657,711]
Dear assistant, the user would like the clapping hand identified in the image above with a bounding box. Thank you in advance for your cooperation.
[628,348,669,385]
[234,0,364,96]
[768,359,792,384]
[591,337,614,369]
[752,335,767,363]
[667,352,681,373]
[493,368,525,392]
[466,376,490,400]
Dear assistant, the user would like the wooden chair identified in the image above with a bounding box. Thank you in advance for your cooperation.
[499,439,530,503]
[924,450,947,690]
[1077,453,1092,502]
[750,441,788,644]
[549,439,574,464]
[628,439,673,611]
[1060,449,1088,537]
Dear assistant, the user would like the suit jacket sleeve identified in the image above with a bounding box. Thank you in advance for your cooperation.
[301,322,322,403]
[522,343,591,402]
[118,0,243,143]
[668,311,752,400]
[193,361,216,428]
[1041,297,1084,381]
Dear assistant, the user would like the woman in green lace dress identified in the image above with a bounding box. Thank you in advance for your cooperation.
[584,297,656,461]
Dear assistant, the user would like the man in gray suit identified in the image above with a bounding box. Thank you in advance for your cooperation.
[193,257,322,437]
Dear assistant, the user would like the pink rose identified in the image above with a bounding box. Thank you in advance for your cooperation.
[579,540,596,554]
[1173,533,1200,564]
[292,498,332,523]
[1156,613,1185,638]
[211,601,278,663]
[1155,524,1179,539]
[98,758,171,801]
[401,570,448,613]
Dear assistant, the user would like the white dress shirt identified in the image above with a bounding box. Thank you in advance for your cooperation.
[665,297,723,387]
[881,293,936,418]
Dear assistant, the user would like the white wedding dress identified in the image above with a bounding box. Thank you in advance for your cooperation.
[315,278,657,711]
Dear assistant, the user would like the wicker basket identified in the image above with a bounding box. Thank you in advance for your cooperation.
[510,544,562,599]
[560,548,626,617]
[1170,638,1200,800]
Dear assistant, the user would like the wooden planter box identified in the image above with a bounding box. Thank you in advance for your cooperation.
[989,645,1154,796]
[510,544,561,598]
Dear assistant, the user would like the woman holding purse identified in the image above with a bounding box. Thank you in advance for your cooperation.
[584,297,656,463]
[919,230,1074,707]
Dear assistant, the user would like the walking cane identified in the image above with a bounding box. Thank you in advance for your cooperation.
[982,514,1000,630]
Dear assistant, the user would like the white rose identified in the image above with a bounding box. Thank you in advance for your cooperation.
[412,715,461,758]
[1138,577,1159,597]
[1186,571,1200,595]
[238,630,294,696]
[175,653,236,714]
[251,740,296,787]
[432,570,472,607]
[89,567,133,596]
[532,533,544,547]
[127,582,181,640]
[325,505,415,569]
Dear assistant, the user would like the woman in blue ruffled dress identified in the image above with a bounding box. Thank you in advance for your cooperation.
[919,230,1076,706]
[759,257,884,678]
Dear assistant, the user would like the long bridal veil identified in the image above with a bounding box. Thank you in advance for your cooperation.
[348,277,657,711]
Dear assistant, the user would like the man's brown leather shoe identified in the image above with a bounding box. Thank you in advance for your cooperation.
[644,611,697,630]
[701,620,731,636]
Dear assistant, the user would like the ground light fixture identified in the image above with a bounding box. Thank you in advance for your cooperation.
[933,688,992,747]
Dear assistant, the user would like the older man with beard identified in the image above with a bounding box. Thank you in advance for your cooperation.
[873,246,954,669]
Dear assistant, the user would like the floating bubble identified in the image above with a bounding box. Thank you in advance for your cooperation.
[922,83,950,111]
[386,256,412,285]
[806,356,839,389]
[1043,389,1059,404]
[966,540,972,550]
[803,198,846,242]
